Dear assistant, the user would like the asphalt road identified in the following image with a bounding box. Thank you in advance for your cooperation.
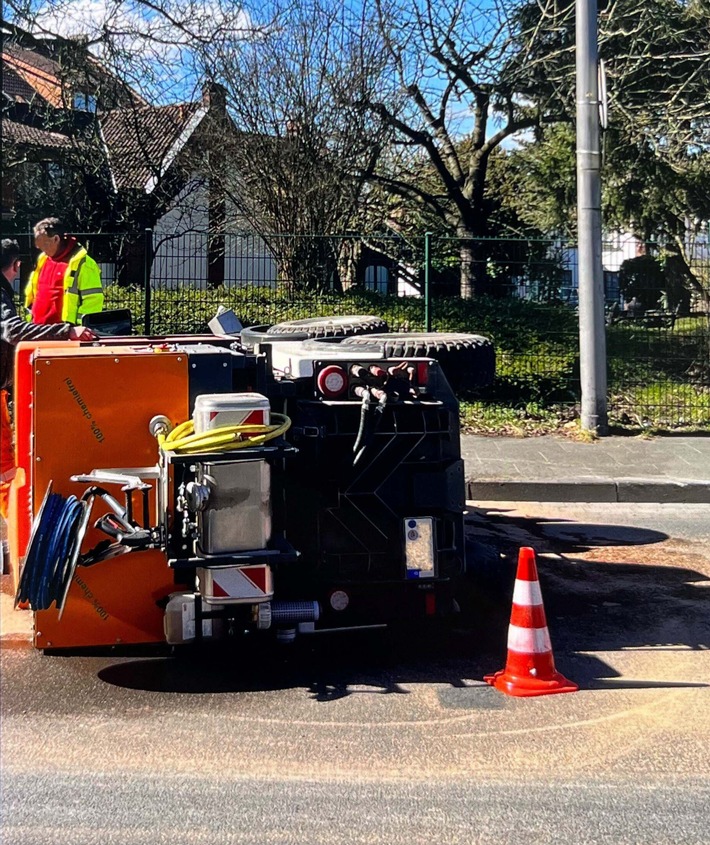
[2,502,709,844]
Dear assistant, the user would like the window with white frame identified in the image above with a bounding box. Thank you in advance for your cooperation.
[73,92,97,113]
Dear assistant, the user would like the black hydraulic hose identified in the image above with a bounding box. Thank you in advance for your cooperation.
[42,496,81,609]
[19,492,61,608]
[353,389,388,466]
[16,493,85,611]
[352,388,372,458]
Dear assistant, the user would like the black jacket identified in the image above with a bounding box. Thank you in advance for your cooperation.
[1,276,72,392]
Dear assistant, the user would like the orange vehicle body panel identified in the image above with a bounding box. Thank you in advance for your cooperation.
[11,344,190,650]
[10,341,79,594]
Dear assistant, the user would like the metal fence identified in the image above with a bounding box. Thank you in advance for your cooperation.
[7,229,710,429]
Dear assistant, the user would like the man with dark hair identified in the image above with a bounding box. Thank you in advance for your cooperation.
[25,217,103,325]
[1,238,95,519]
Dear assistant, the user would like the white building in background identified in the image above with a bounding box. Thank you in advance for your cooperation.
[556,232,646,305]
[151,179,276,289]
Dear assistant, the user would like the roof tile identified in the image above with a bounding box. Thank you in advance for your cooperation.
[100,102,203,190]
[3,118,75,149]
[2,63,43,104]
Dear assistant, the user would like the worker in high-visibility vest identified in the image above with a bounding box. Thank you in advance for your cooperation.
[24,217,103,325]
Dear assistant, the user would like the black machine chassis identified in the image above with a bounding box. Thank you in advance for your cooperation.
[167,344,469,628]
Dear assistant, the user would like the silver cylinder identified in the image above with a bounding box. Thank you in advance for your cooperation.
[271,601,320,624]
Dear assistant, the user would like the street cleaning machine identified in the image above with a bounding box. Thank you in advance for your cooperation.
[8,316,486,652]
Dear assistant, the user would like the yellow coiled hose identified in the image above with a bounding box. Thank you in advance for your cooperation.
[157,413,291,454]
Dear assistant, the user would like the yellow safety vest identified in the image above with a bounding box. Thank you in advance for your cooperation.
[25,246,103,325]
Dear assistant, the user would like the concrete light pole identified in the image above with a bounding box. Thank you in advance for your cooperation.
[576,0,608,434]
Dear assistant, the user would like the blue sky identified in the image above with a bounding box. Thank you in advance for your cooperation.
[12,0,254,102]
[12,0,523,141]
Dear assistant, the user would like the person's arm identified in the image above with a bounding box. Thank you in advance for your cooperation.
[76,256,104,318]
[1,294,94,345]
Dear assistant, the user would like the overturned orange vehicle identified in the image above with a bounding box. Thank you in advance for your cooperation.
[8,315,493,653]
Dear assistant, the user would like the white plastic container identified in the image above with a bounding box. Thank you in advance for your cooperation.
[193,393,270,435]
[163,592,225,644]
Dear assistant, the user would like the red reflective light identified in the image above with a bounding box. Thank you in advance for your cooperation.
[317,365,348,398]
[416,361,430,385]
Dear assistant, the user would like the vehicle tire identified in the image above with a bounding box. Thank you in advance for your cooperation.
[267,315,389,339]
[239,324,310,350]
[341,332,495,390]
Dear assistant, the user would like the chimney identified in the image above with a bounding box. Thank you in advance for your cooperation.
[203,80,227,115]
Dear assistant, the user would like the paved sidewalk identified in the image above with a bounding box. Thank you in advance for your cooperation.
[462,434,710,503]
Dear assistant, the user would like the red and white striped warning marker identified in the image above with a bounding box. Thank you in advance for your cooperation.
[199,564,274,605]
[484,546,578,697]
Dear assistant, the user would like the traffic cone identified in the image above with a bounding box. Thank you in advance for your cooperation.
[484,546,578,697]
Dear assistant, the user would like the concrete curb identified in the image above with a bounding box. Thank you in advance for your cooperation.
[466,478,710,504]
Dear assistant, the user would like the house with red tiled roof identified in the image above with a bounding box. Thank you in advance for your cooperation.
[2,22,245,289]
[3,40,65,107]
[101,102,206,194]
[2,22,143,226]
[3,60,44,105]
[2,27,145,112]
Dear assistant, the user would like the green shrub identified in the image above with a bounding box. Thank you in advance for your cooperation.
[103,284,708,432]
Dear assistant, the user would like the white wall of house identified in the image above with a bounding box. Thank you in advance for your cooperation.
[151,176,276,289]
[601,231,646,272]
[560,233,641,286]
[683,217,710,262]
[362,262,421,297]
[397,270,419,297]
[553,232,644,304]
[224,233,276,287]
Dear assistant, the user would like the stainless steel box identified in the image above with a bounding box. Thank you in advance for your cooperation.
[197,460,271,554]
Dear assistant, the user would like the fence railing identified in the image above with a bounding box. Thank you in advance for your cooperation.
[7,229,709,430]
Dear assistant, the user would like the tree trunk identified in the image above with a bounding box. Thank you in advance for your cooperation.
[670,236,710,308]
[207,195,226,290]
[338,238,360,292]
[458,233,487,299]
[118,231,151,288]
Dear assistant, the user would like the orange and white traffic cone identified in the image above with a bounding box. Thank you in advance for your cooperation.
[484,546,578,697]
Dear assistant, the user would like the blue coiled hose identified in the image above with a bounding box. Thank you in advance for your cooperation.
[17,492,85,611]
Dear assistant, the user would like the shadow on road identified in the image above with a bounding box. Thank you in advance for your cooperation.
[466,506,670,555]
[96,622,511,696]
[465,505,710,654]
[91,506,709,696]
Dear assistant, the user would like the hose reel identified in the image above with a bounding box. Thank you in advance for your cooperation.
[16,472,157,613]
[15,483,94,616]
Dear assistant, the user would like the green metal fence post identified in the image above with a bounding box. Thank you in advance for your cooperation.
[144,228,152,335]
[424,231,432,332]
